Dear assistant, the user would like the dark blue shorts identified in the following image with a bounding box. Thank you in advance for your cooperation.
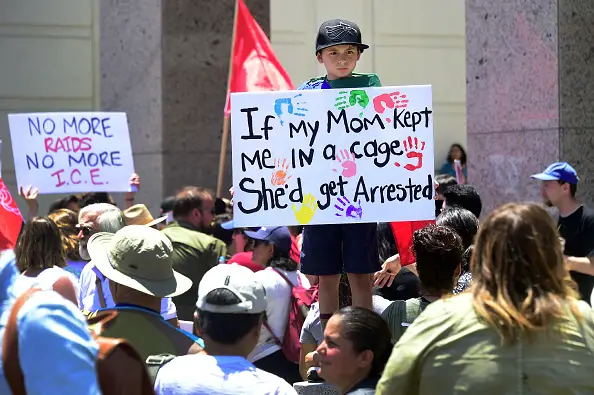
[300,223,379,276]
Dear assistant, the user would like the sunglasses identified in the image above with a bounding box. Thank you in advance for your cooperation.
[75,224,93,236]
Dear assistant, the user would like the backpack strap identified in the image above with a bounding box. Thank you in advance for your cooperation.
[53,275,78,306]
[263,268,303,347]
[95,276,107,309]
[263,321,283,348]
[2,287,42,395]
[146,354,176,387]
[268,267,296,288]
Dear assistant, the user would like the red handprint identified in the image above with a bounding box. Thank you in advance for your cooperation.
[332,149,357,178]
[271,158,291,186]
[394,136,426,171]
[373,91,409,122]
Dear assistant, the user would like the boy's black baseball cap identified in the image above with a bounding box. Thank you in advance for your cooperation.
[316,19,369,54]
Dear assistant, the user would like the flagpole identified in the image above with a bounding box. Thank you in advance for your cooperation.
[216,0,239,198]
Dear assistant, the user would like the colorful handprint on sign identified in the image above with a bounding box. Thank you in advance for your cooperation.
[274,94,308,126]
[332,149,357,178]
[394,136,426,171]
[292,193,319,225]
[373,91,409,123]
[335,90,370,117]
[270,158,291,186]
[334,196,363,219]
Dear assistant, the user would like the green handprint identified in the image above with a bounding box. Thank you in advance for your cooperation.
[334,90,370,117]
[335,91,349,111]
[349,90,369,117]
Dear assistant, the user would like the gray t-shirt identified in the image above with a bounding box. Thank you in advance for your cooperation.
[300,296,393,345]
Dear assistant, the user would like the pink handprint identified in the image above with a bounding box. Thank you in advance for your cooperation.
[373,91,409,123]
[394,136,426,171]
[332,149,357,178]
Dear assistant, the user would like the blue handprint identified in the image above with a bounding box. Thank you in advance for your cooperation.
[274,94,308,126]
[334,196,363,219]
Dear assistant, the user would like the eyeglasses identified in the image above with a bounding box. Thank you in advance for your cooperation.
[75,224,93,236]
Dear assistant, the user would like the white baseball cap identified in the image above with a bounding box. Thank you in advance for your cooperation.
[196,264,267,314]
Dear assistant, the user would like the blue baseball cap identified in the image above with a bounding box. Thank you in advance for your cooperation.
[244,226,292,256]
[531,162,579,184]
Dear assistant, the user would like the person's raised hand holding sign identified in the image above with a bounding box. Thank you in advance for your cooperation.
[125,172,140,209]
[19,185,39,221]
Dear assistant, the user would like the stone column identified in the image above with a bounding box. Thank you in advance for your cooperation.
[100,0,269,213]
[466,0,594,216]
[100,0,164,212]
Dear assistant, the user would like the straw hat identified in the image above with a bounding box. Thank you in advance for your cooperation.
[123,204,167,227]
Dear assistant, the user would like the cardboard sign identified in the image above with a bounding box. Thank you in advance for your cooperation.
[8,112,134,193]
[230,85,435,227]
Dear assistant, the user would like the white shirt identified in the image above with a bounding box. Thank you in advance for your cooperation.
[154,354,297,395]
[77,262,177,320]
[13,266,80,297]
[248,268,310,362]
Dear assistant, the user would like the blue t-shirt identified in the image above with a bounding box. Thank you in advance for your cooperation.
[438,161,467,178]
[0,250,100,395]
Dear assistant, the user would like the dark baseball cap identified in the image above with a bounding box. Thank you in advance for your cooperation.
[244,226,292,256]
[316,19,369,54]
[531,162,579,184]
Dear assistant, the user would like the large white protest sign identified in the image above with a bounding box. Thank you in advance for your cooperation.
[230,85,435,227]
[8,112,135,193]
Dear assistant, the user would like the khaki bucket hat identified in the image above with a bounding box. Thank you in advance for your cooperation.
[88,225,191,297]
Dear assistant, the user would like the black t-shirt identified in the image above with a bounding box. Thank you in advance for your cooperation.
[376,267,421,301]
[558,205,594,303]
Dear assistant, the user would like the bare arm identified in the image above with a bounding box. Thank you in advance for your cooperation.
[565,256,594,276]
[19,185,39,221]
[299,344,318,380]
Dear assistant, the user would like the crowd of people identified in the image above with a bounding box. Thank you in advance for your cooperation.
[2,16,594,395]
[0,158,593,394]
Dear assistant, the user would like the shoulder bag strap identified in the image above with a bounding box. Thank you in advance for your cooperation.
[145,354,176,387]
[2,287,42,395]
[95,275,107,309]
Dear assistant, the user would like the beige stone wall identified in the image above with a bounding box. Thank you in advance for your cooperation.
[0,0,99,214]
[271,0,466,168]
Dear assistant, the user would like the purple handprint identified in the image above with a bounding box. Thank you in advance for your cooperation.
[334,196,363,219]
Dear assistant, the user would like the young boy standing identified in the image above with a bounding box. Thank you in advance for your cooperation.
[298,19,381,330]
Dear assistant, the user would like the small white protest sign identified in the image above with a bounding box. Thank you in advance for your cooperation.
[8,112,134,193]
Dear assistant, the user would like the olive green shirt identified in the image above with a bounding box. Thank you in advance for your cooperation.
[161,222,226,320]
[377,293,594,395]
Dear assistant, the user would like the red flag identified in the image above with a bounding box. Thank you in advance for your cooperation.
[0,178,22,250]
[224,0,294,116]
[390,220,435,266]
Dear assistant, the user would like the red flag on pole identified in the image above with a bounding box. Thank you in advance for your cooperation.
[223,0,294,117]
[390,220,435,266]
[0,141,23,250]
